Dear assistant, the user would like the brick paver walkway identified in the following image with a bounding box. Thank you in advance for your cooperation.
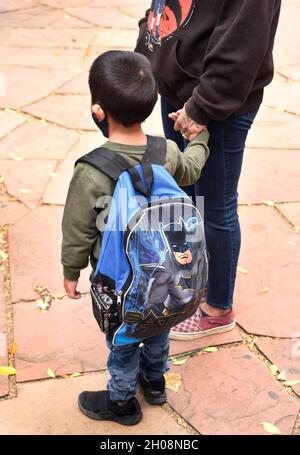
[0,0,300,435]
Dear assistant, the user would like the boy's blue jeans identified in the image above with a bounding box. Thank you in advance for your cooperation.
[106,330,170,402]
[161,97,258,310]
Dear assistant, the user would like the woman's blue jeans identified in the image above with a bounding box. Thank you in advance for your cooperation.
[161,97,257,310]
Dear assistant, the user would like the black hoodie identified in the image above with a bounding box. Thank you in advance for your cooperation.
[135,0,281,124]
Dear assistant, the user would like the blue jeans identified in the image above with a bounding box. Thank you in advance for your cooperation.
[106,330,170,401]
[161,97,258,310]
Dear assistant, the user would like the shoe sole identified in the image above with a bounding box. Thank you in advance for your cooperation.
[143,392,167,405]
[78,398,143,426]
[169,320,236,341]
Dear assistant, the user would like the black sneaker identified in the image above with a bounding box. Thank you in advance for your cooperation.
[139,372,167,405]
[78,390,142,426]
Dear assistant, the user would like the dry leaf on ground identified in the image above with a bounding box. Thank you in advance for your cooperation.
[277,370,287,381]
[0,366,16,376]
[8,341,17,355]
[237,266,248,274]
[47,368,56,378]
[259,287,269,294]
[262,421,281,435]
[269,364,279,375]
[170,357,188,366]
[202,347,218,353]
[284,379,300,386]
[165,372,182,392]
[263,200,276,207]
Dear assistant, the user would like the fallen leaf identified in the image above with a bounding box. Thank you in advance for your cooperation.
[40,119,47,125]
[20,188,32,194]
[0,366,16,376]
[53,294,64,300]
[70,372,82,378]
[47,368,56,378]
[61,374,70,379]
[288,241,296,246]
[0,176,3,183]
[170,357,188,366]
[263,200,276,207]
[49,172,57,178]
[269,364,279,375]
[284,379,300,386]
[8,341,17,355]
[277,370,287,381]
[262,422,281,435]
[249,337,257,351]
[202,347,218,353]
[294,226,300,234]
[0,251,8,261]
[237,266,248,274]
[164,372,182,392]
[259,287,270,294]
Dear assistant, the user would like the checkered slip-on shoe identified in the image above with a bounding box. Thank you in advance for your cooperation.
[170,307,236,341]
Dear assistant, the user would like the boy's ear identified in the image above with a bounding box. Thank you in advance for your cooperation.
[91,103,106,121]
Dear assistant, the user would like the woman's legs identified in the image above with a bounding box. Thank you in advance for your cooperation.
[161,97,257,315]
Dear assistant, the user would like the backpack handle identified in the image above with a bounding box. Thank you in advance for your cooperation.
[127,162,154,197]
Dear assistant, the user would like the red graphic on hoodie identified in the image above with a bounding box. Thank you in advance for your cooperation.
[146,0,194,50]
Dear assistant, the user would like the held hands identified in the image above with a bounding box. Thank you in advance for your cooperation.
[64,278,81,299]
[168,106,206,141]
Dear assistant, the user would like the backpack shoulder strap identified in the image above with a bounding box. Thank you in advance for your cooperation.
[75,147,131,181]
[142,136,167,165]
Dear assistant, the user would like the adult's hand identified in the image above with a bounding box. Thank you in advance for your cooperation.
[64,278,81,299]
[169,107,206,141]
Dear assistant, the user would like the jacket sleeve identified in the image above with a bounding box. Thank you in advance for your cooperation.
[61,164,108,281]
[165,130,210,186]
[185,0,278,124]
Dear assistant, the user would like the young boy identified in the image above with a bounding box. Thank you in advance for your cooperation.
[61,50,209,426]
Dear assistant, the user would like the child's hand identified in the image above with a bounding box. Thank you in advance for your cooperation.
[64,278,81,299]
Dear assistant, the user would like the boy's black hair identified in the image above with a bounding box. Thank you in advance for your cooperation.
[89,50,158,127]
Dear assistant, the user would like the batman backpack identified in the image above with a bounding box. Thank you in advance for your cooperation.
[76,136,208,346]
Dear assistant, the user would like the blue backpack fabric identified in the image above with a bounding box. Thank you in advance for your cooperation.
[76,136,208,346]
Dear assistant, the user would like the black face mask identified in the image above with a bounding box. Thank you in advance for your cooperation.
[92,113,109,138]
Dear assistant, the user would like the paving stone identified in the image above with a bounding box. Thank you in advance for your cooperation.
[43,131,103,205]
[0,6,62,28]
[235,206,300,337]
[246,106,300,149]
[2,27,96,49]
[0,110,29,140]
[0,271,8,398]
[56,71,89,94]
[273,0,300,71]
[0,46,85,70]
[170,327,242,357]
[25,94,95,131]
[167,345,299,435]
[0,159,56,209]
[0,120,78,160]
[257,338,300,396]
[238,148,300,204]
[50,15,94,28]
[69,6,139,29]
[0,371,191,435]
[42,0,93,7]
[263,80,300,116]
[92,28,138,50]
[0,65,75,109]
[0,0,39,12]
[0,193,29,226]
[9,206,91,302]
[277,203,300,228]
[14,295,106,382]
